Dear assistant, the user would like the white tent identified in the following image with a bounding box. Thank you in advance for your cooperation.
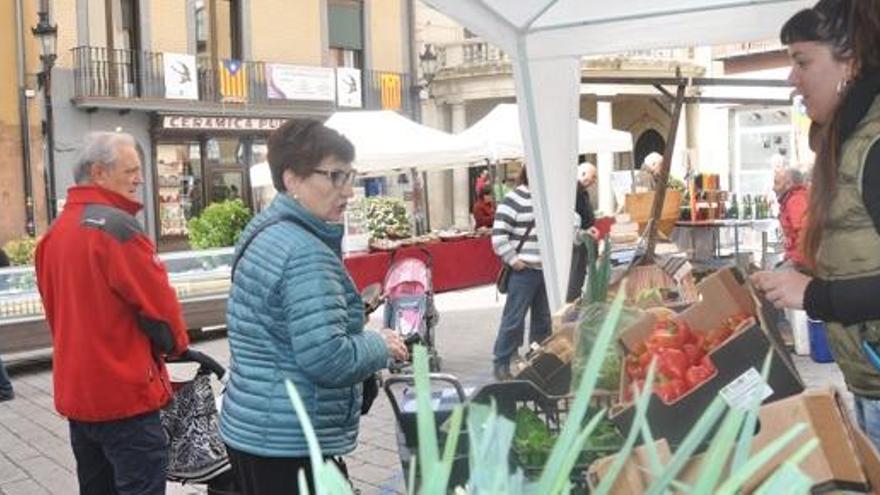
[324,110,484,175]
[458,103,632,161]
[423,0,811,310]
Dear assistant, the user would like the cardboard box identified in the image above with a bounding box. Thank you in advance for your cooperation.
[589,388,880,494]
[512,325,575,396]
[609,267,804,446]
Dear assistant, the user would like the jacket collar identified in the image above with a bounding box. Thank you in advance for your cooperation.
[65,185,142,215]
[779,184,807,206]
[839,69,880,144]
[267,193,344,257]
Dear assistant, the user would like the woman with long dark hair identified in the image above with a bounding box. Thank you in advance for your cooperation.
[752,0,880,448]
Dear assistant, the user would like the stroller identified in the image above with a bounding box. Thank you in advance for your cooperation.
[162,349,239,495]
[382,248,441,372]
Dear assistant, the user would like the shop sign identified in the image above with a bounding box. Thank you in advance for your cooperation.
[161,115,286,131]
[336,67,363,108]
[163,53,199,100]
[266,64,336,101]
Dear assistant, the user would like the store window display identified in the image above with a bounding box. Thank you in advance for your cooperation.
[156,143,203,237]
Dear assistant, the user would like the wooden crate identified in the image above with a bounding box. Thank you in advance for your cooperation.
[624,189,682,237]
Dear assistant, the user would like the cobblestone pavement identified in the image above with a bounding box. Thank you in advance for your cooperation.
[0,285,848,494]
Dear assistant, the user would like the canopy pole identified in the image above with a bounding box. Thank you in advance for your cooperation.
[643,78,686,264]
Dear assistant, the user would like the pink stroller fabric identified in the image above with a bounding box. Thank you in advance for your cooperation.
[384,259,431,298]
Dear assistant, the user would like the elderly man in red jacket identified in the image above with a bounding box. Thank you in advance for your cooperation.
[36,132,189,494]
[773,165,809,268]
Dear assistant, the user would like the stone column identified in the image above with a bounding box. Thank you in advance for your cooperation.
[422,100,452,229]
[596,98,614,214]
[450,102,470,227]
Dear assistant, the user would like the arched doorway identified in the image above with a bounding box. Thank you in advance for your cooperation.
[634,129,666,169]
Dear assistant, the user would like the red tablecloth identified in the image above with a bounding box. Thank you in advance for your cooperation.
[344,236,501,293]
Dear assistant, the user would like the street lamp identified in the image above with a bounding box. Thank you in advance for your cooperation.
[32,1,58,221]
[418,44,439,97]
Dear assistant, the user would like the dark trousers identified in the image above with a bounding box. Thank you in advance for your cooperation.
[69,411,168,495]
[493,268,552,366]
[0,353,13,399]
[566,243,589,303]
[226,445,350,495]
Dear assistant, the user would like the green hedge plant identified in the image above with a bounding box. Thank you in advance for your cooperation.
[359,196,412,239]
[3,235,39,266]
[186,199,252,249]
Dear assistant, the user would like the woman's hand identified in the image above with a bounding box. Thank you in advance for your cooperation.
[511,259,527,271]
[379,328,410,362]
[750,270,812,310]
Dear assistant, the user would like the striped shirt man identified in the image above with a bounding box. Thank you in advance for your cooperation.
[492,185,541,269]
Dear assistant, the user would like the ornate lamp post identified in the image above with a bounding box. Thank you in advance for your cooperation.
[418,43,439,98]
[32,1,58,221]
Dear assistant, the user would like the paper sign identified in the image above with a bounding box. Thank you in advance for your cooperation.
[720,367,773,411]
[163,53,199,100]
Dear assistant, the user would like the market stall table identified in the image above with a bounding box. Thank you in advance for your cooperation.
[673,219,778,267]
[344,236,501,293]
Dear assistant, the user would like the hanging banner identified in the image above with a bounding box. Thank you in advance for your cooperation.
[379,73,402,110]
[265,64,336,101]
[336,67,363,108]
[163,53,199,100]
[220,59,248,103]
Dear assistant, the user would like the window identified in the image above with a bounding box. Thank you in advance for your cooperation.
[329,0,363,68]
[329,47,362,69]
[732,107,793,195]
[191,0,242,61]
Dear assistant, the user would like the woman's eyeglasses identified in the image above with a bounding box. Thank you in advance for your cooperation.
[312,168,357,188]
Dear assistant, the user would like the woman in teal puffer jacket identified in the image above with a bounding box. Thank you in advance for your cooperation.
[219,119,409,495]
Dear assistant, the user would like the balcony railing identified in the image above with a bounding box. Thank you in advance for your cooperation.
[71,46,416,114]
[713,41,784,59]
[434,40,696,74]
[436,40,510,71]
[362,70,417,116]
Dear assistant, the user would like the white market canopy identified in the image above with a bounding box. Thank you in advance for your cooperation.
[324,110,484,175]
[423,0,812,310]
[458,103,632,161]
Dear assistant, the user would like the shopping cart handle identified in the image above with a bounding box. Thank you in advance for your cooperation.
[383,373,467,420]
[167,349,227,380]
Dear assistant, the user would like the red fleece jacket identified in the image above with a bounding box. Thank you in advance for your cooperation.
[779,185,809,266]
[36,186,189,422]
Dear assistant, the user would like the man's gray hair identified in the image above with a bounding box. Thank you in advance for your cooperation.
[786,168,806,186]
[73,132,140,184]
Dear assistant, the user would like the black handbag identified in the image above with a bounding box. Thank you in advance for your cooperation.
[233,214,380,415]
[496,222,534,294]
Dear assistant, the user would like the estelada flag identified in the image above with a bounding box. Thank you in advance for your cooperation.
[220,59,248,102]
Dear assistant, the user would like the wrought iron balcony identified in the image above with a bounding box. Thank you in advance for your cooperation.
[71,46,416,115]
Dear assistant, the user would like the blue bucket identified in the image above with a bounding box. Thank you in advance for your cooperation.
[808,319,834,363]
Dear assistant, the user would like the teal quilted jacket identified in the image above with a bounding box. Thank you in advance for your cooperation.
[219,193,388,457]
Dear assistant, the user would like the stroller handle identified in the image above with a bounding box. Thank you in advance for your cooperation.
[383,373,466,422]
[388,246,433,269]
[166,349,227,380]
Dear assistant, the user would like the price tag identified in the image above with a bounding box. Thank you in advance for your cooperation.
[720,367,773,411]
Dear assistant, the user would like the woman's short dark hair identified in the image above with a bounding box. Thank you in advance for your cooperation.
[780,0,853,60]
[267,119,355,192]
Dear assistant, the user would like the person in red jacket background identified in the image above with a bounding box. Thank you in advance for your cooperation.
[36,132,189,494]
[773,165,810,267]
[472,185,496,228]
